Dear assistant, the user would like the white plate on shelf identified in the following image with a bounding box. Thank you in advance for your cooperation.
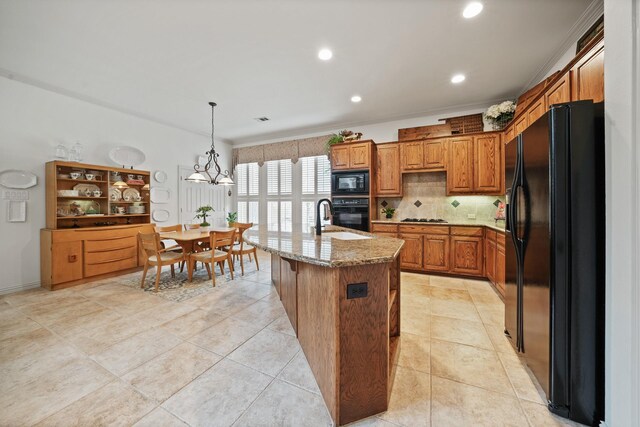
[108,187,122,201]
[122,188,141,201]
[150,187,170,204]
[73,183,101,196]
[152,209,170,222]
[109,146,146,168]
[154,170,167,183]
[0,170,38,189]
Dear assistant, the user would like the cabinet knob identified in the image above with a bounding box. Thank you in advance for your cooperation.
[68,255,77,262]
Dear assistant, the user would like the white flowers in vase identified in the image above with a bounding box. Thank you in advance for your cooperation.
[485,100,516,130]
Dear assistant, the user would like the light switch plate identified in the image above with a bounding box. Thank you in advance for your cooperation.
[467,213,476,219]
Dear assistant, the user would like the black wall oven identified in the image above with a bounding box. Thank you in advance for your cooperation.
[331,170,369,196]
[332,198,369,232]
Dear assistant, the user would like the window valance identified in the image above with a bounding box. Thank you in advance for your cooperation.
[232,134,332,170]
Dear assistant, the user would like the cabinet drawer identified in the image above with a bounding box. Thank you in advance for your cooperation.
[85,257,138,277]
[85,246,138,265]
[85,236,136,252]
[485,230,497,242]
[375,232,397,238]
[450,226,484,237]
[399,225,449,235]
[371,223,398,233]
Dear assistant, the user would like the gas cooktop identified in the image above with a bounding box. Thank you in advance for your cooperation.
[401,218,448,223]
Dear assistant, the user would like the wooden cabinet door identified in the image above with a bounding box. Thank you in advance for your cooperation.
[473,134,502,194]
[280,257,298,333]
[51,241,83,284]
[514,114,528,135]
[447,136,474,194]
[571,41,604,103]
[331,145,350,170]
[423,234,450,272]
[485,238,496,283]
[399,233,423,270]
[527,98,545,125]
[545,73,571,109]
[496,240,506,297]
[375,144,401,196]
[400,141,424,170]
[450,235,484,276]
[504,125,515,145]
[423,140,446,169]
[349,143,371,169]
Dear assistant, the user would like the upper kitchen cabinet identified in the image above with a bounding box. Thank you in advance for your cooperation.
[474,133,502,194]
[545,72,571,109]
[504,125,515,145]
[447,133,503,195]
[399,139,446,171]
[446,136,474,193]
[375,143,402,196]
[330,140,372,170]
[527,98,545,125]
[400,141,424,171]
[571,40,604,103]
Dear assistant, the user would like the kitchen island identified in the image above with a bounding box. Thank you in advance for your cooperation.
[244,225,404,426]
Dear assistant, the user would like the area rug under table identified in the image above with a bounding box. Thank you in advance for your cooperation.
[118,261,261,303]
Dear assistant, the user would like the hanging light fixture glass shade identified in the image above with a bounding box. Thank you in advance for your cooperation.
[186,102,234,185]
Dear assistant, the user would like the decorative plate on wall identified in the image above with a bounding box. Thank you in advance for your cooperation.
[108,146,146,168]
[0,170,38,189]
[154,170,167,183]
[150,187,171,204]
[152,209,170,222]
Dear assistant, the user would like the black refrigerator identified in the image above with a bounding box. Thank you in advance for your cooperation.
[504,100,604,426]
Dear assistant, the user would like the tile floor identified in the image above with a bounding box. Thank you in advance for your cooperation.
[0,251,583,426]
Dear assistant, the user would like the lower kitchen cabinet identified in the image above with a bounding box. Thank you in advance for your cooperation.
[485,230,497,283]
[423,234,450,272]
[495,242,506,296]
[399,233,423,270]
[450,232,484,276]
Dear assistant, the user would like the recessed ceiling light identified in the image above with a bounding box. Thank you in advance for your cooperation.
[463,2,483,18]
[318,48,333,60]
[351,95,362,103]
[451,74,466,84]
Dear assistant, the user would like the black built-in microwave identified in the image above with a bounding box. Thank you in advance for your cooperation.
[331,170,369,195]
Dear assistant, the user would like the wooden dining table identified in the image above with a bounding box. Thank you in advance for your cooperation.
[159,227,236,281]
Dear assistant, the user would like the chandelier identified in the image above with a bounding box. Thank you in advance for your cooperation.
[186,102,234,185]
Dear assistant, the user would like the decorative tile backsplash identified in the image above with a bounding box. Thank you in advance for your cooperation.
[378,173,505,221]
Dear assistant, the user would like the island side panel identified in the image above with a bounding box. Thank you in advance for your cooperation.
[338,263,390,425]
[271,254,281,297]
[296,262,341,423]
[280,257,298,334]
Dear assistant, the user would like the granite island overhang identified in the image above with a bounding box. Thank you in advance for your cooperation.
[244,225,404,425]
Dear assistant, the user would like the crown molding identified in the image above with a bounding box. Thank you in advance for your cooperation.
[0,68,234,143]
[230,97,511,147]
[521,0,604,92]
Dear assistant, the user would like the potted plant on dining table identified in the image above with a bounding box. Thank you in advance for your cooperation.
[194,205,214,227]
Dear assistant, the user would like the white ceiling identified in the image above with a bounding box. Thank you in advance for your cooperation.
[0,0,594,144]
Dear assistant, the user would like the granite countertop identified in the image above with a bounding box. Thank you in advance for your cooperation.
[243,225,404,268]
[371,218,506,232]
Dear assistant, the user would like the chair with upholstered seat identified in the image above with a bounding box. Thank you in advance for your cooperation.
[138,232,185,292]
[155,224,186,271]
[188,229,236,286]
[229,222,259,276]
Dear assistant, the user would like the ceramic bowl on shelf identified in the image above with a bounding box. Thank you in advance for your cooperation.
[57,190,80,197]
[85,174,96,181]
[69,172,82,180]
[57,174,70,179]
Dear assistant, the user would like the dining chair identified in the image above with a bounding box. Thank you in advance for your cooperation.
[229,222,259,276]
[184,223,201,230]
[138,232,185,292]
[154,224,185,272]
[189,229,236,286]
